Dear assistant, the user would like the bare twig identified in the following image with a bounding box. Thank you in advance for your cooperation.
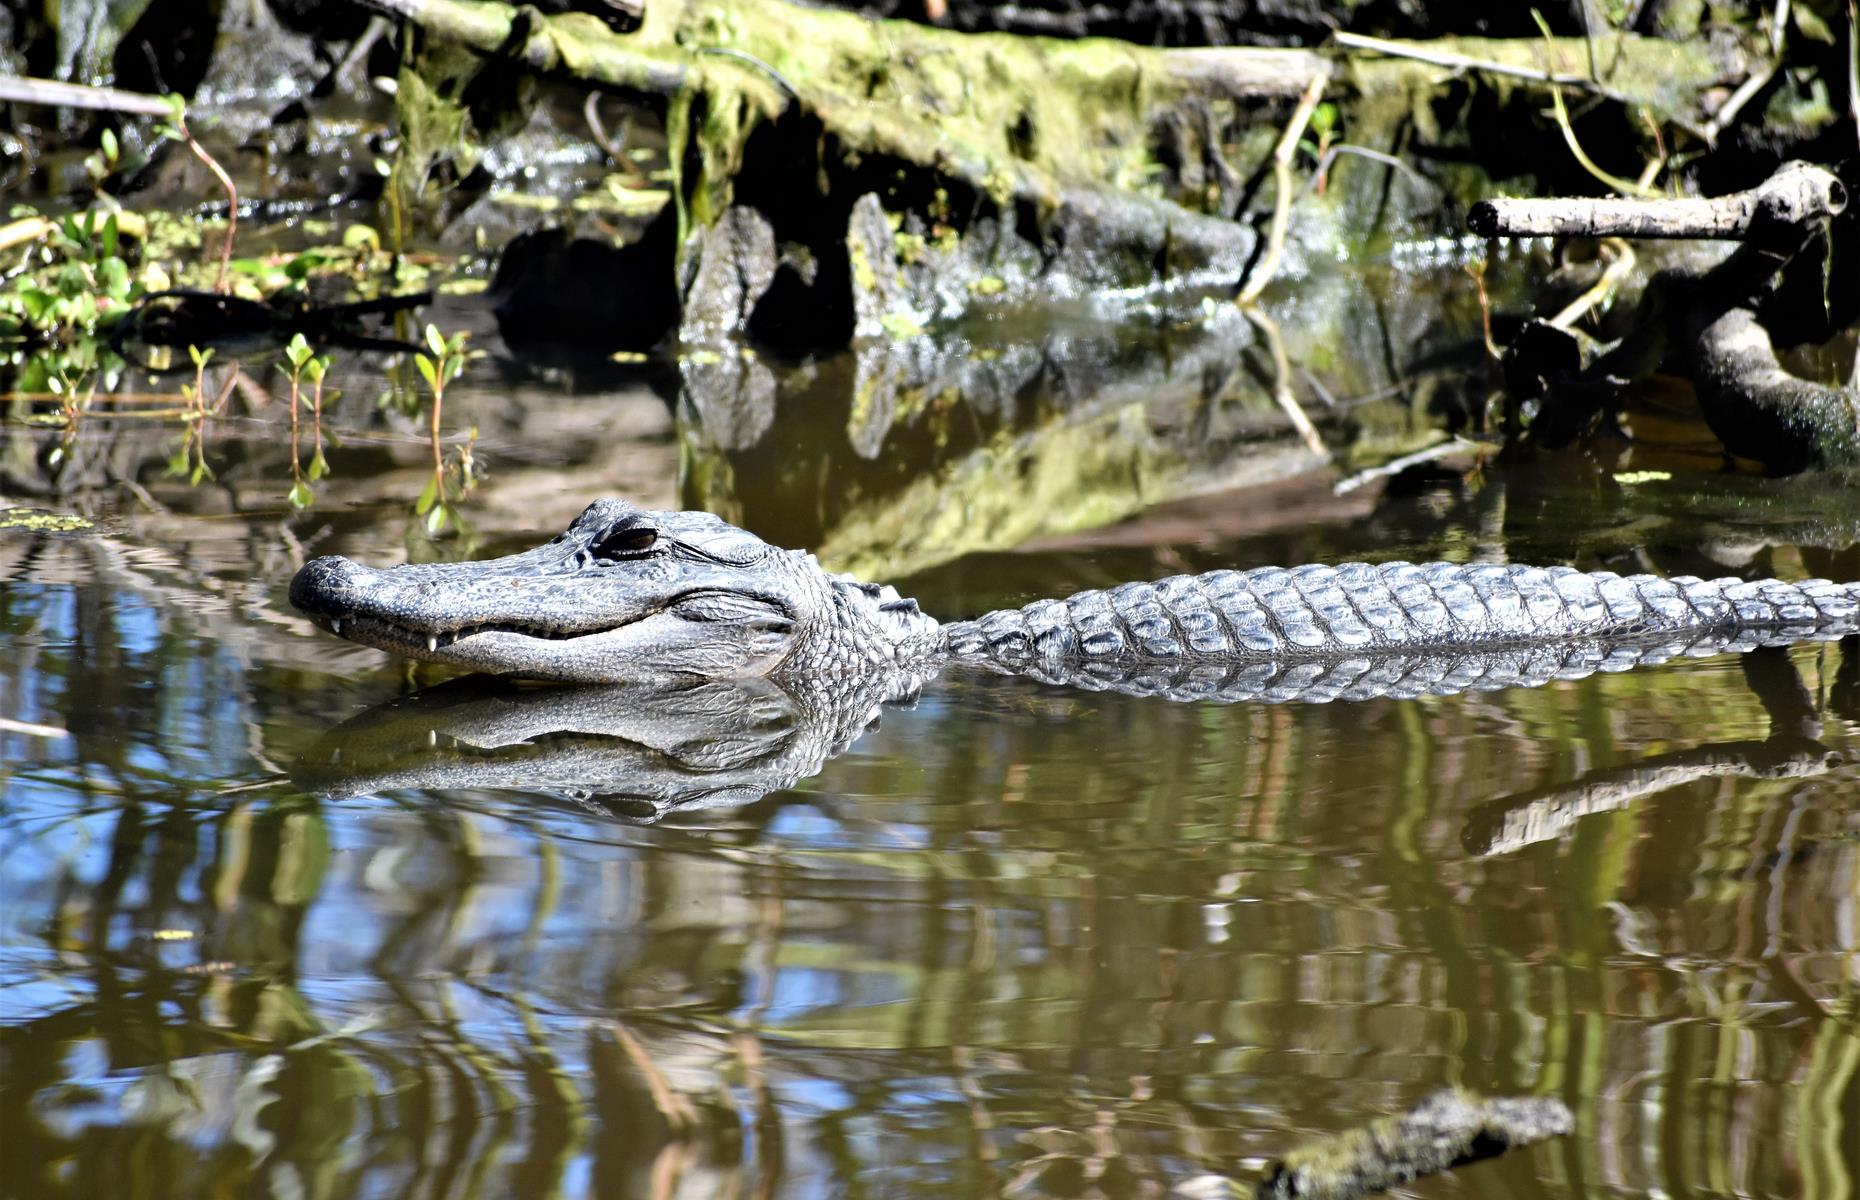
[1243,307,1327,457]
[1237,66,1330,305]
[1548,238,1637,329]
[1531,11,1660,197]
[582,91,626,161]
[0,75,176,116]
[178,116,238,295]
[1469,161,1847,238]
[1333,30,1597,88]
[1304,143,1427,197]
[1334,436,1480,495]
[1703,59,1780,145]
[1464,261,1501,360]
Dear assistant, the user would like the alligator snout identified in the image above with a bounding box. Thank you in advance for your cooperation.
[290,554,365,619]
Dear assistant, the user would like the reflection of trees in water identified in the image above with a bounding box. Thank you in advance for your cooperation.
[5,579,1859,1198]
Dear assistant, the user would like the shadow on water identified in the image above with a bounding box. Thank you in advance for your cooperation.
[4,259,1860,1200]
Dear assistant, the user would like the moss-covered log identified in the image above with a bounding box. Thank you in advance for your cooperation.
[364,0,1746,335]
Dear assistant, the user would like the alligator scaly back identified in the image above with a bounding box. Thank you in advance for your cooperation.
[940,562,1860,702]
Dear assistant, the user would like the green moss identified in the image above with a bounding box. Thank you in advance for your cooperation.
[0,508,94,533]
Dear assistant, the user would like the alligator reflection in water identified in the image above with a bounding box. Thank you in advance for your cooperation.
[302,637,1859,826]
[297,674,895,822]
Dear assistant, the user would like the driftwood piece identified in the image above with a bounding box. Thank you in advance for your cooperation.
[1256,1088,1573,1200]
[1470,162,1849,239]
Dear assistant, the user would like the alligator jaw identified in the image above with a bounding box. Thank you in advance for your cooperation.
[298,609,596,663]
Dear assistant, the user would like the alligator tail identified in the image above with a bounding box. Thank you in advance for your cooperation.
[939,563,1860,700]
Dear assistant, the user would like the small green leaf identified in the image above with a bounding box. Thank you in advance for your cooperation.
[100,255,131,301]
[425,324,446,358]
[288,480,314,509]
[414,354,437,389]
[189,344,213,369]
[307,448,329,480]
[304,355,328,384]
[19,287,55,323]
[426,503,449,534]
[56,263,88,298]
[415,473,440,515]
[285,332,313,369]
[101,212,119,260]
[100,128,119,162]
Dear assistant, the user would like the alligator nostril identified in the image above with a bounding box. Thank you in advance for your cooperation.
[290,555,364,616]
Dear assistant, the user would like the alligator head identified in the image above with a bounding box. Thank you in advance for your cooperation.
[289,499,941,685]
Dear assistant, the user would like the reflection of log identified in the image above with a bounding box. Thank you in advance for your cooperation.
[1463,645,1842,856]
[1258,1088,1573,1200]
[1462,736,1840,857]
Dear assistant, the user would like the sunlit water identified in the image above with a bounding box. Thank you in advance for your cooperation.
[4,302,1860,1199]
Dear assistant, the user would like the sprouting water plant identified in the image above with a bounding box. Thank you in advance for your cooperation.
[413,323,473,534]
[305,352,332,482]
[282,333,335,509]
[185,343,214,418]
[167,344,228,486]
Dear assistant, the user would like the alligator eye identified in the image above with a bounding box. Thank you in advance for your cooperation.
[591,525,658,559]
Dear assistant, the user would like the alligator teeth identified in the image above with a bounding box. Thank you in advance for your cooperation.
[426,635,438,653]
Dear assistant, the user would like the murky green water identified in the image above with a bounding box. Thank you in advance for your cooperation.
[4,274,1859,1199]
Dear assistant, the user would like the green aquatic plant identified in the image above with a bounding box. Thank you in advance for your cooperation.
[167,345,221,486]
[412,324,477,535]
[283,333,335,510]
[0,208,143,398]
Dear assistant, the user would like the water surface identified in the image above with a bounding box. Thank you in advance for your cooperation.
[4,279,1859,1200]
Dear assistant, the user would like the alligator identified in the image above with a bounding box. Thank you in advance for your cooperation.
[290,498,1860,701]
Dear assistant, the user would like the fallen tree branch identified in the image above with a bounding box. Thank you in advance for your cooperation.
[1469,161,1848,238]
[1472,161,1859,470]
[1690,306,1860,471]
